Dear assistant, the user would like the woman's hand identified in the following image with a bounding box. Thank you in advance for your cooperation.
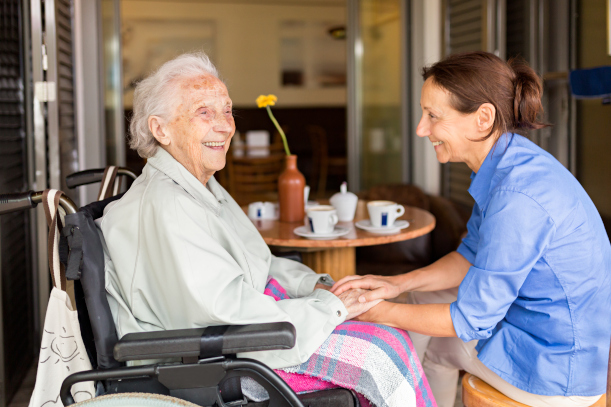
[337,288,383,320]
[314,283,332,292]
[331,275,404,304]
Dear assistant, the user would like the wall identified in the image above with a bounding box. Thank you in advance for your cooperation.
[74,0,106,204]
[410,0,442,195]
[121,0,347,108]
[577,0,611,229]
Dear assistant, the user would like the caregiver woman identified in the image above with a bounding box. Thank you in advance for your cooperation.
[333,51,611,407]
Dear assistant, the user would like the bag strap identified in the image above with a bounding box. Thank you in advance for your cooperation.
[97,166,120,201]
[42,189,66,291]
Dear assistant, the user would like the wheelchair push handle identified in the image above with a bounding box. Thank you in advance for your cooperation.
[0,191,38,215]
[66,167,138,188]
[0,191,78,215]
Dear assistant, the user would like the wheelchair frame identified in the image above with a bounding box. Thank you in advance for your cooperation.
[1,186,358,407]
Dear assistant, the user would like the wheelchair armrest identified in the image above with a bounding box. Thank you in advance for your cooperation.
[114,322,296,362]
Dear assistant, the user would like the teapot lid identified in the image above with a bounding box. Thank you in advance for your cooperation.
[331,182,357,204]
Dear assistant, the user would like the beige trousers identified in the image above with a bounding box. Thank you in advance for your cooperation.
[406,289,602,407]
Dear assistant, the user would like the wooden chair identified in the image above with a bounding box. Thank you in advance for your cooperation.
[462,339,610,406]
[307,125,347,198]
[225,137,285,206]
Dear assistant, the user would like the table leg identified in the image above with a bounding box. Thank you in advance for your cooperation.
[301,247,356,282]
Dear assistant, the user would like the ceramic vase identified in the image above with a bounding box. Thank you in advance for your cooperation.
[278,155,305,222]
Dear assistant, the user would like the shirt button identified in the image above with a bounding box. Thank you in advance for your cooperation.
[336,310,342,317]
[321,276,327,281]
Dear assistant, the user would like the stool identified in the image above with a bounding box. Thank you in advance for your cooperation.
[462,373,606,407]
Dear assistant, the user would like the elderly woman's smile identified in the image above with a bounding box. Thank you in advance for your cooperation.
[149,74,235,186]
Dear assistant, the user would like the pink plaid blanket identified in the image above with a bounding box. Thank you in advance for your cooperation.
[262,277,437,407]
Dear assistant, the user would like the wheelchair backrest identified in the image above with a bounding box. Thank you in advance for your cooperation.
[63,194,124,370]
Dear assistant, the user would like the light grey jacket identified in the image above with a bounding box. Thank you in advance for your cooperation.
[100,148,347,369]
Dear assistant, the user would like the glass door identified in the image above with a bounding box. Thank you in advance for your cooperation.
[348,0,409,192]
[102,0,125,166]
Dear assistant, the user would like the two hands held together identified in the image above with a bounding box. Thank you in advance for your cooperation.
[315,275,404,321]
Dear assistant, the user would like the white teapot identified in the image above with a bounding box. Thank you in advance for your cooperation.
[330,182,358,222]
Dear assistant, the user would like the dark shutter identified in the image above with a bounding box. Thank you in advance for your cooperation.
[55,0,78,201]
[0,0,35,403]
[442,0,483,208]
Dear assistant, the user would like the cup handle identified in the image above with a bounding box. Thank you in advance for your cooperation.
[396,205,405,218]
[330,214,339,227]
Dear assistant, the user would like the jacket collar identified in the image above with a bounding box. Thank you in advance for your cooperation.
[147,147,228,214]
[468,133,513,208]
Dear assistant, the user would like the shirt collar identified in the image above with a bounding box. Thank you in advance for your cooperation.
[147,147,228,213]
[468,133,513,208]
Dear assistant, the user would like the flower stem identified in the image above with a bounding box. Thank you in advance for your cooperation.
[266,106,291,156]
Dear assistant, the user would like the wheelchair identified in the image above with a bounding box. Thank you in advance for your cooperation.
[0,182,358,407]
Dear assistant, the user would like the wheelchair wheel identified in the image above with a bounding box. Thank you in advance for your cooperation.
[73,392,200,407]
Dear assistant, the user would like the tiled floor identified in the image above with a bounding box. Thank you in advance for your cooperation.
[8,365,36,407]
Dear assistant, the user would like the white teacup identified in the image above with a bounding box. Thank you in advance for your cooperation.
[367,200,405,227]
[306,205,339,234]
[248,201,277,220]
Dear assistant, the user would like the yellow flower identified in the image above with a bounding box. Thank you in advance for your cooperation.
[256,94,278,108]
[255,94,291,155]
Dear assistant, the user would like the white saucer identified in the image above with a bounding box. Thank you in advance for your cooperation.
[293,226,350,240]
[355,219,410,234]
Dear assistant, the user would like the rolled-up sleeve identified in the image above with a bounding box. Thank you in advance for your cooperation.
[452,189,555,342]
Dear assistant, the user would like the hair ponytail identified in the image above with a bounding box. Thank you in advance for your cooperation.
[509,57,548,131]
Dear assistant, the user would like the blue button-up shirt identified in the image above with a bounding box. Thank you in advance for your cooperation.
[452,134,611,396]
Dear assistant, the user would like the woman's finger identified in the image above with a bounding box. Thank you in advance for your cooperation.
[332,278,381,296]
[330,275,365,293]
[357,287,391,303]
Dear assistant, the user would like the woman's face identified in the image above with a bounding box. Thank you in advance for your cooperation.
[416,78,486,170]
[159,75,235,183]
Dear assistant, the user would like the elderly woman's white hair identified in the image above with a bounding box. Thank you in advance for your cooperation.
[129,52,221,158]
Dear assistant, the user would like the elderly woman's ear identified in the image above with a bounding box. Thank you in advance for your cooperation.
[476,103,496,133]
[149,115,171,146]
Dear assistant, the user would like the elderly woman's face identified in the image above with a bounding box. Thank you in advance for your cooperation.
[416,78,483,168]
[160,75,235,183]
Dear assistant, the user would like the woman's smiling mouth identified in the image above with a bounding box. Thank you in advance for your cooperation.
[432,141,444,147]
[203,141,226,148]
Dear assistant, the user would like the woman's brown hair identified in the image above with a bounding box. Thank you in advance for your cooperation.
[422,51,549,141]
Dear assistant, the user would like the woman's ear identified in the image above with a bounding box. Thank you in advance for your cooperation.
[149,116,171,146]
[476,103,496,132]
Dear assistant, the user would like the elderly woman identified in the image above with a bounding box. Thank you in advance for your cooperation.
[101,52,376,369]
[333,52,611,407]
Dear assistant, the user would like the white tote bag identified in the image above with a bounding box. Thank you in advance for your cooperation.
[29,190,95,407]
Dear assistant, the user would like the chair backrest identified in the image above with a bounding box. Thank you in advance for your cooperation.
[226,138,285,206]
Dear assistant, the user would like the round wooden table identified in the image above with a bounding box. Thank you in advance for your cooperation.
[250,200,436,282]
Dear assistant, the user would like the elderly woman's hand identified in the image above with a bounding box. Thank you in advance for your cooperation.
[337,288,383,320]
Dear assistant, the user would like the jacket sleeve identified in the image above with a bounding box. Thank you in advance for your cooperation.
[268,255,333,298]
[130,194,347,369]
